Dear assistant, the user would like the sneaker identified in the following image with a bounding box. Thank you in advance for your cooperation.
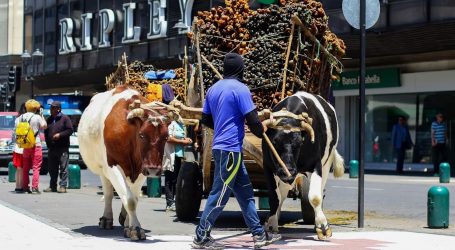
[253,231,282,249]
[57,187,67,193]
[24,188,32,194]
[166,203,176,212]
[31,188,41,194]
[192,236,224,250]
[43,187,57,193]
[14,188,24,193]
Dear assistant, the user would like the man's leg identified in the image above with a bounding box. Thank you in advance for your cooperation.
[171,157,182,198]
[231,161,264,236]
[396,148,405,174]
[164,170,174,207]
[48,149,59,191]
[58,149,69,189]
[432,146,440,174]
[195,150,235,241]
[441,143,449,163]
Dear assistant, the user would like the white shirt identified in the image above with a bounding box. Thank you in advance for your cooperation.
[15,112,47,147]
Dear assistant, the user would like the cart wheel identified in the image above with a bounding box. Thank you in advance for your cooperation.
[176,161,203,221]
[300,174,315,225]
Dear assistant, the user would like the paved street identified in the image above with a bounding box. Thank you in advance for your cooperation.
[1,168,455,249]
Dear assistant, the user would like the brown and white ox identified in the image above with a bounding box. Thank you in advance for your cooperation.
[78,86,170,240]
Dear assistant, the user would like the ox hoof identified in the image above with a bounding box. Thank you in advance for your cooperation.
[315,224,332,240]
[128,227,146,241]
[98,216,114,230]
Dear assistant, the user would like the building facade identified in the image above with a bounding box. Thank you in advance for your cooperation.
[21,0,230,105]
[0,0,23,110]
[322,0,455,171]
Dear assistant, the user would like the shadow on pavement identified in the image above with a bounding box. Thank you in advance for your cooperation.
[73,225,156,242]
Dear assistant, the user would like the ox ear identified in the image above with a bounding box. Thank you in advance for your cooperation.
[127,108,145,120]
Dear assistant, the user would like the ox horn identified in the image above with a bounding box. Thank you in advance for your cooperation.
[127,108,145,120]
[301,121,315,143]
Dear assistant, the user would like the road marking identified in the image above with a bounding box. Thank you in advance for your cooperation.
[331,186,384,191]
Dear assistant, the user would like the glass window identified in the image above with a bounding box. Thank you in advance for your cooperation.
[365,94,417,164]
[415,92,455,166]
[326,10,351,34]
[365,92,455,168]
[430,0,455,21]
[84,0,98,49]
[389,0,427,27]
[44,0,57,74]
[24,12,33,54]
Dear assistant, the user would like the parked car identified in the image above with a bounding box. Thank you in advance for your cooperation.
[0,112,48,174]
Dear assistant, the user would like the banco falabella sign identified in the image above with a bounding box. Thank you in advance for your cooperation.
[59,0,193,55]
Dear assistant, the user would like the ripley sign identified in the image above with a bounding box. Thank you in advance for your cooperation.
[59,0,193,55]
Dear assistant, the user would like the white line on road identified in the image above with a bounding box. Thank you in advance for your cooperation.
[331,186,384,191]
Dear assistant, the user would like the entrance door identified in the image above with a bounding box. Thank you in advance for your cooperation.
[419,92,455,175]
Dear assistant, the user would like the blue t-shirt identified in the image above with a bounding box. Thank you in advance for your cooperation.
[432,121,447,144]
[203,79,256,152]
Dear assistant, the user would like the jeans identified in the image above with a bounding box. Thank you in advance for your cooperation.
[164,156,182,207]
[48,147,69,190]
[22,145,43,190]
[432,143,448,174]
[196,149,264,240]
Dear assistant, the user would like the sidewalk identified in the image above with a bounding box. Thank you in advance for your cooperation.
[1,201,455,250]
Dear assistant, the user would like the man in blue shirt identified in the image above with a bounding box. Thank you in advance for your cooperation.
[391,116,412,174]
[431,112,448,175]
[192,53,278,249]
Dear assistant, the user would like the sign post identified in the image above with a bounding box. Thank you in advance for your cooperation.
[342,0,380,228]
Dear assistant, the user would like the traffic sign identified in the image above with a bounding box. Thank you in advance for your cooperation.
[342,0,380,29]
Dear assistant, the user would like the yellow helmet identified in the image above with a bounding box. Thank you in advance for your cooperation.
[25,99,41,113]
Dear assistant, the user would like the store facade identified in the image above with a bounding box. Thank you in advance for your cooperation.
[19,0,227,107]
[334,69,455,171]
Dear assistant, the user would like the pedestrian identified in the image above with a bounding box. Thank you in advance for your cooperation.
[391,116,412,174]
[161,84,193,211]
[431,112,448,176]
[12,103,26,193]
[44,101,73,193]
[192,53,279,249]
[16,99,47,194]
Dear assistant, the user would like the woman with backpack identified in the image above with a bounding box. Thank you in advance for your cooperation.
[12,103,26,193]
[15,99,47,194]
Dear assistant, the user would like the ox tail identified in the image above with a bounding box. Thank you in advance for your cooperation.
[332,150,345,178]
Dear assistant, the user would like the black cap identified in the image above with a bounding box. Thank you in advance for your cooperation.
[50,101,61,108]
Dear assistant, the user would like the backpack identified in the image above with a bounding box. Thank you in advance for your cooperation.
[15,115,37,149]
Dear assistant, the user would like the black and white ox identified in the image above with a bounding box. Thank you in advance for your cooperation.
[262,91,344,240]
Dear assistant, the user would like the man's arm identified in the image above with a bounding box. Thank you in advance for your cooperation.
[58,116,74,138]
[245,109,264,138]
[201,113,214,129]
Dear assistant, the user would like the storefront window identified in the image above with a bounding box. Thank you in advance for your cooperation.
[365,94,417,164]
[365,92,455,166]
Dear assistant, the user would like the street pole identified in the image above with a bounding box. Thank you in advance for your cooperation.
[31,79,34,98]
[358,0,366,228]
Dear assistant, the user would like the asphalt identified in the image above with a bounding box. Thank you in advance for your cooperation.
[1,169,455,249]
